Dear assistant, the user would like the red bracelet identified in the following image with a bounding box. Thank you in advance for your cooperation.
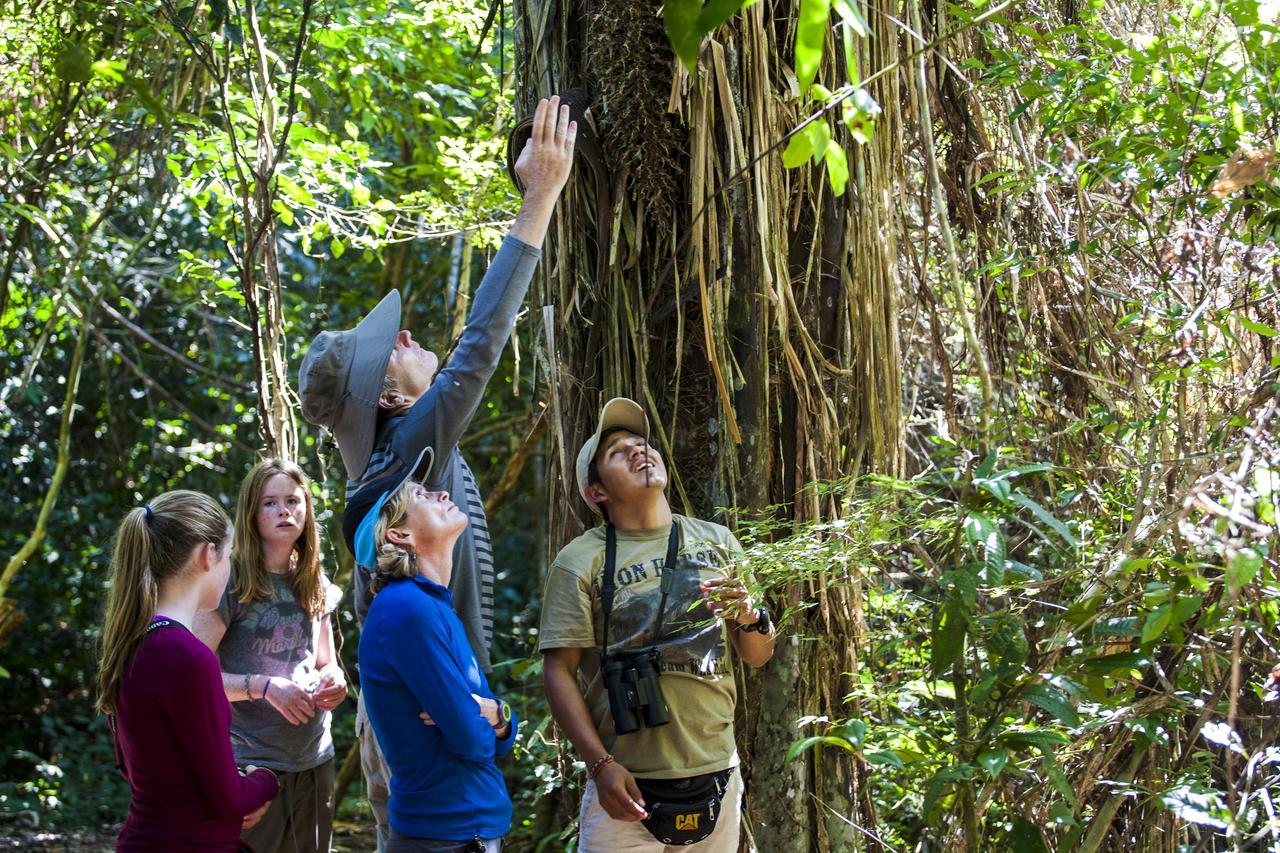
[588,754,615,780]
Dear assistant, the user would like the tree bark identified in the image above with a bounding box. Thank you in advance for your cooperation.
[515,1,905,849]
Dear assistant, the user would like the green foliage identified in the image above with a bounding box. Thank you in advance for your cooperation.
[0,0,550,835]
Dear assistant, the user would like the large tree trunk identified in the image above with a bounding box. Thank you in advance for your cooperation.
[515,1,904,849]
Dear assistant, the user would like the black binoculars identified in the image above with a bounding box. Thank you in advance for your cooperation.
[601,646,670,734]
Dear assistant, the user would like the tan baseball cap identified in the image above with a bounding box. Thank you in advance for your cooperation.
[298,290,401,480]
[575,397,650,514]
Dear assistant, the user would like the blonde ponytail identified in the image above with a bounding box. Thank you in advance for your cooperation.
[96,491,230,714]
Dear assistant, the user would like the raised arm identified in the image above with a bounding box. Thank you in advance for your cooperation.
[389,98,577,473]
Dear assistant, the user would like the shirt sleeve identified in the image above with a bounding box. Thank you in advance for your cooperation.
[215,580,238,628]
[166,646,278,817]
[537,561,597,652]
[379,602,499,765]
[389,236,541,482]
[475,670,520,757]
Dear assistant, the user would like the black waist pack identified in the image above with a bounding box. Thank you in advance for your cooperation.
[636,768,733,846]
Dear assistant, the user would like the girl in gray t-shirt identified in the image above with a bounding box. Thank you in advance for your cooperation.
[194,459,347,852]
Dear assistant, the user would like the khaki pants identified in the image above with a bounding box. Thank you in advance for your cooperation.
[577,766,742,853]
[357,692,392,853]
[241,759,335,853]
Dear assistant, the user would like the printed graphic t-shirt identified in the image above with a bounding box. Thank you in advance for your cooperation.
[215,569,342,772]
[538,515,743,779]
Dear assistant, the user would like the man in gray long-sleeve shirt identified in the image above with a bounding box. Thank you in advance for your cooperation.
[298,96,577,850]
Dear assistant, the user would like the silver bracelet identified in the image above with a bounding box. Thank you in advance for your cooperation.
[243,673,251,699]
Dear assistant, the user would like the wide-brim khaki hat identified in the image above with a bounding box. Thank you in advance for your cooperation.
[298,290,401,480]
[575,397,650,514]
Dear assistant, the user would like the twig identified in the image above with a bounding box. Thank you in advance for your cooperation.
[90,326,253,453]
[0,303,93,601]
[98,301,252,391]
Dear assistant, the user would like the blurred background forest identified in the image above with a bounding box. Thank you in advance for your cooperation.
[2,0,1280,850]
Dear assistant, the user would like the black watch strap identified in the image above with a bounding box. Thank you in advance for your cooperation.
[741,607,772,634]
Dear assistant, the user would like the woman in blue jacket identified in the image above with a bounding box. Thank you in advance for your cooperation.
[353,448,518,853]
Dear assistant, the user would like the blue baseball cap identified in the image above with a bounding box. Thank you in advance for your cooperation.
[344,445,433,568]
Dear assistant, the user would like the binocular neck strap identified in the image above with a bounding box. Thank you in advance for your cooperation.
[601,524,619,664]
[600,521,682,662]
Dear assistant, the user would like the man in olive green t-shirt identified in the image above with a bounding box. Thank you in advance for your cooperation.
[539,397,776,852]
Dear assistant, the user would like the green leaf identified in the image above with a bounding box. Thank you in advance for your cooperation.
[804,119,831,162]
[1007,815,1049,852]
[697,0,752,36]
[831,718,867,746]
[664,0,704,71]
[922,766,972,818]
[1141,602,1172,644]
[1023,683,1080,728]
[824,143,849,196]
[330,237,345,258]
[965,512,1005,585]
[1226,547,1263,590]
[841,22,857,82]
[976,451,998,479]
[842,88,880,143]
[1161,785,1230,831]
[1083,650,1147,674]
[55,43,93,83]
[832,0,871,37]
[1009,491,1079,547]
[930,599,966,677]
[985,612,1029,666]
[782,132,814,168]
[785,734,857,763]
[1000,729,1070,754]
[1238,316,1279,337]
[1170,594,1202,627]
[974,476,1012,503]
[865,750,904,770]
[795,0,831,92]
[208,0,228,28]
[1093,615,1140,638]
[977,747,1009,778]
[122,73,168,119]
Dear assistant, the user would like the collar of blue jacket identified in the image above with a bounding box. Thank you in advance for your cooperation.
[348,444,434,568]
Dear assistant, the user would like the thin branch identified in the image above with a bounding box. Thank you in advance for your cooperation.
[90,326,254,453]
[0,304,93,601]
[98,301,253,391]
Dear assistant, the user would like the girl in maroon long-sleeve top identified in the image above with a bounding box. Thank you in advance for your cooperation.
[96,490,279,851]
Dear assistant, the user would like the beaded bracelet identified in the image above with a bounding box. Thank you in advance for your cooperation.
[588,754,615,780]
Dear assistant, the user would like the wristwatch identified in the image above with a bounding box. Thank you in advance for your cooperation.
[739,606,773,634]
[494,700,512,729]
